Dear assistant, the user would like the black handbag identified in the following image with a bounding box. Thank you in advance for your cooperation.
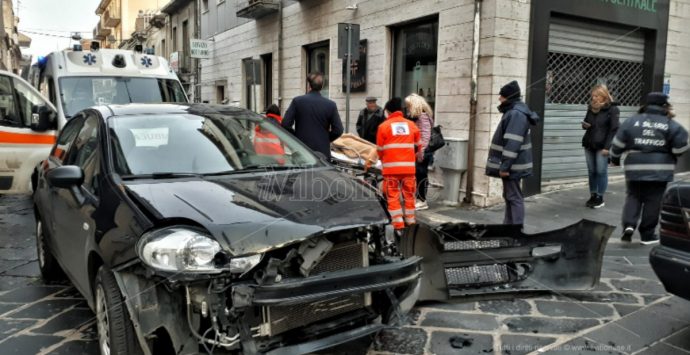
[425,125,445,153]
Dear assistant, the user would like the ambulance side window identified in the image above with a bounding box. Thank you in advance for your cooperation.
[0,75,20,127]
[13,78,54,128]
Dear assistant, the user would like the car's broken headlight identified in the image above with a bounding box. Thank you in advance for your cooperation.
[136,227,261,274]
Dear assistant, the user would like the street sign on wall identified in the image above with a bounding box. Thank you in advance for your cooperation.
[190,39,212,59]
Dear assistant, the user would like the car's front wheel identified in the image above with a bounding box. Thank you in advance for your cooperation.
[95,266,143,355]
[36,217,65,282]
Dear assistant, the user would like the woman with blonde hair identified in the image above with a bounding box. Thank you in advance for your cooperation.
[581,84,620,208]
[405,93,434,210]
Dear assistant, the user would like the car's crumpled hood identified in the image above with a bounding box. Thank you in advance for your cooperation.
[123,168,388,255]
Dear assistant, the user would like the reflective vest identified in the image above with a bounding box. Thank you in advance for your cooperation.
[254,114,285,162]
[376,111,420,175]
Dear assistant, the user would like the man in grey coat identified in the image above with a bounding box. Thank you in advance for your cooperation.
[486,80,540,226]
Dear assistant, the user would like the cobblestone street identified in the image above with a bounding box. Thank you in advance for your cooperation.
[1,178,690,354]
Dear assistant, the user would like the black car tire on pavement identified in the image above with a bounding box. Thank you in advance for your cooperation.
[35,216,65,282]
[95,266,143,355]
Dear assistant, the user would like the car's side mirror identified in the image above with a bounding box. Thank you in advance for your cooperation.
[47,166,84,189]
[47,166,95,206]
[30,105,57,132]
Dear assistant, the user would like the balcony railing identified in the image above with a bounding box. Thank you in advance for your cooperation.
[236,0,279,19]
[104,9,121,27]
[93,21,111,40]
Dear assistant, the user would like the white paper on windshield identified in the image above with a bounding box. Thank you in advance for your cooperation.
[131,128,169,147]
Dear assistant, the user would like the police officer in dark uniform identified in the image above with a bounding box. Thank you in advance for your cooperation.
[610,92,689,244]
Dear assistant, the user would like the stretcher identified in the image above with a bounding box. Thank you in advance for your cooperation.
[330,134,383,188]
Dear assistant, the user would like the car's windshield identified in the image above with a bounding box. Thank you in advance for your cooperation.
[108,113,321,177]
[59,77,187,118]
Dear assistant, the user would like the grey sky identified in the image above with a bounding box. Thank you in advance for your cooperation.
[15,0,99,60]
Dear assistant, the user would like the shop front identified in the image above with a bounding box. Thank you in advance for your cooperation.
[525,0,671,195]
[392,17,439,109]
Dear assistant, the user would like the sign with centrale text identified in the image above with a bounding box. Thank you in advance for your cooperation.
[190,39,212,59]
[597,0,658,13]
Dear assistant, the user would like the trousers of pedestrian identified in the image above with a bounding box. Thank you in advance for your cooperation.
[622,180,668,240]
[584,148,609,195]
[415,152,433,202]
[383,175,417,230]
[502,178,525,225]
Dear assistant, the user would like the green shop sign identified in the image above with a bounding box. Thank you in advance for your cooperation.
[598,0,658,13]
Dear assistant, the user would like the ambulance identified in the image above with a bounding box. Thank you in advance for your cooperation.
[0,45,187,194]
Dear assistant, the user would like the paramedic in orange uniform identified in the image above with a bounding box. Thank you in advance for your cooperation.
[254,104,285,164]
[376,98,421,234]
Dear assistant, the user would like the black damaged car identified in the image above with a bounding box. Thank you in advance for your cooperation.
[33,103,613,355]
[651,180,690,301]
[33,104,421,355]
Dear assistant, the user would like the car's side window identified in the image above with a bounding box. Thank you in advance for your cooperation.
[13,78,52,127]
[64,114,100,194]
[0,75,20,127]
[51,116,84,164]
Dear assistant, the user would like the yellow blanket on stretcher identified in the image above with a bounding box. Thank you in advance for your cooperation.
[331,133,379,165]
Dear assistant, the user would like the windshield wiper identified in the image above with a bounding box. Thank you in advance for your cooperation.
[241,164,305,171]
[202,165,304,176]
[122,172,202,180]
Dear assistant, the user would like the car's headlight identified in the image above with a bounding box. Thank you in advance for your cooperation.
[136,227,261,274]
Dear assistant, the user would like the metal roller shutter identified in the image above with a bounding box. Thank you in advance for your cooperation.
[542,18,645,185]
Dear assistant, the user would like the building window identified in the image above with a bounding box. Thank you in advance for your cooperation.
[202,0,209,12]
[305,41,330,98]
[161,39,166,57]
[172,26,177,52]
[392,18,438,109]
[261,53,273,107]
[216,85,225,104]
[182,20,189,72]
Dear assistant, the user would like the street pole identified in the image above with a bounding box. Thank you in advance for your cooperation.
[252,60,257,113]
[345,23,352,133]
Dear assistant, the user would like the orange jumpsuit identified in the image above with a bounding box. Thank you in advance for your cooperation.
[376,111,421,230]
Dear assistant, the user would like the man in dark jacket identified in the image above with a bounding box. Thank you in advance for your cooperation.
[282,72,344,158]
[356,97,385,144]
[611,92,689,245]
[486,80,540,225]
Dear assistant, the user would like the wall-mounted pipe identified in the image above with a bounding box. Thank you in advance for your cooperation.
[464,0,482,205]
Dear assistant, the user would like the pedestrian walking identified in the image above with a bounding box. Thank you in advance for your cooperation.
[282,72,344,158]
[254,104,285,163]
[404,93,434,211]
[486,80,540,226]
[582,84,620,208]
[356,96,385,144]
[377,98,421,235]
[610,92,689,245]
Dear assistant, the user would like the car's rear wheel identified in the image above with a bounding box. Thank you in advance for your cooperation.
[95,266,143,355]
[36,217,65,282]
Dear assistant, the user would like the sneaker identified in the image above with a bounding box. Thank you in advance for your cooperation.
[621,227,634,242]
[640,236,660,245]
[585,193,597,207]
[591,195,605,209]
[415,200,429,210]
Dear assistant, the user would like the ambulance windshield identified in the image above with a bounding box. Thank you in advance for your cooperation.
[59,76,188,117]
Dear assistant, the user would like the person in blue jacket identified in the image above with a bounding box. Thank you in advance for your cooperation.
[486,80,540,226]
[282,72,344,158]
[610,92,689,245]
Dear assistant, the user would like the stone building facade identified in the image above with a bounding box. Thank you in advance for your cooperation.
[199,0,690,206]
